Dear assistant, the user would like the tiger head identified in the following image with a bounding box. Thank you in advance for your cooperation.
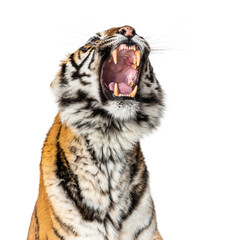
[51,26,164,139]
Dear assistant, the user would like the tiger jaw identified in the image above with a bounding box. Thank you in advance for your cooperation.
[100,43,142,100]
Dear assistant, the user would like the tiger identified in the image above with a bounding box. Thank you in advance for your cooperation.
[27,25,164,240]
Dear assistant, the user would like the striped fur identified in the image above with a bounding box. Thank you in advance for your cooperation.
[27,26,164,240]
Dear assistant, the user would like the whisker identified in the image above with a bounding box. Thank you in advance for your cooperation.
[58,43,81,46]
[151,48,171,52]
[83,23,100,35]
[62,25,92,42]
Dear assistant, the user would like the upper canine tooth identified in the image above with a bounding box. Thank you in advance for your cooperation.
[129,85,138,98]
[135,50,141,66]
[114,83,119,96]
[112,49,117,64]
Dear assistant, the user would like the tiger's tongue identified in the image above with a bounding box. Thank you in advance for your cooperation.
[108,68,137,94]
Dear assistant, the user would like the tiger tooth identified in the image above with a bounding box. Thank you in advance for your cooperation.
[114,83,119,96]
[129,85,138,98]
[135,50,141,66]
[112,49,117,64]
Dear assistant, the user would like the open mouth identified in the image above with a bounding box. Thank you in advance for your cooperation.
[101,44,141,100]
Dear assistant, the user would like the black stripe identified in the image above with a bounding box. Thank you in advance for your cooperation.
[73,121,93,129]
[130,162,139,183]
[50,205,78,237]
[134,206,154,239]
[86,138,97,162]
[78,48,94,69]
[34,205,40,240]
[145,82,151,87]
[88,51,96,70]
[136,111,149,122]
[78,50,81,60]
[69,53,78,70]
[155,78,161,90]
[60,63,68,86]
[136,94,163,104]
[56,129,103,222]
[79,46,90,53]
[91,108,110,118]
[129,167,148,212]
[105,213,120,231]
[146,63,154,83]
[122,146,149,221]
[79,78,91,85]
[72,70,90,79]
[59,90,90,107]
[52,225,65,240]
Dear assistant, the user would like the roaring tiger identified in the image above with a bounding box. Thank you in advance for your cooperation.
[27,26,164,240]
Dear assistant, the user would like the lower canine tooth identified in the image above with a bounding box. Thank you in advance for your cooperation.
[114,83,119,96]
[112,49,117,64]
[129,85,138,98]
[135,50,141,66]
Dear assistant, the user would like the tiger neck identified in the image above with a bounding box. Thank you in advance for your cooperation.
[65,119,140,161]
[59,108,147,161]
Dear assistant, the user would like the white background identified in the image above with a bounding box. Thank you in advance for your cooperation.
[1,0,231,239]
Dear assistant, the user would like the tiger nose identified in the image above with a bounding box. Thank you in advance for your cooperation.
[119,26,136,37]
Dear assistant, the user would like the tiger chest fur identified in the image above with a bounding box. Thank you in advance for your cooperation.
[27,26,164,240]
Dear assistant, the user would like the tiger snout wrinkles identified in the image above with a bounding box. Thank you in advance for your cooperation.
[27,26,164,240]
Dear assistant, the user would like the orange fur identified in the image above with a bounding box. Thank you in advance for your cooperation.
[28,114,63,239]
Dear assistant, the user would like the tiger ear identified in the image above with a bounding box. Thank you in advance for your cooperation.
[50,73,60,88]
[50,70,65,99]
[50,54,70,89]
